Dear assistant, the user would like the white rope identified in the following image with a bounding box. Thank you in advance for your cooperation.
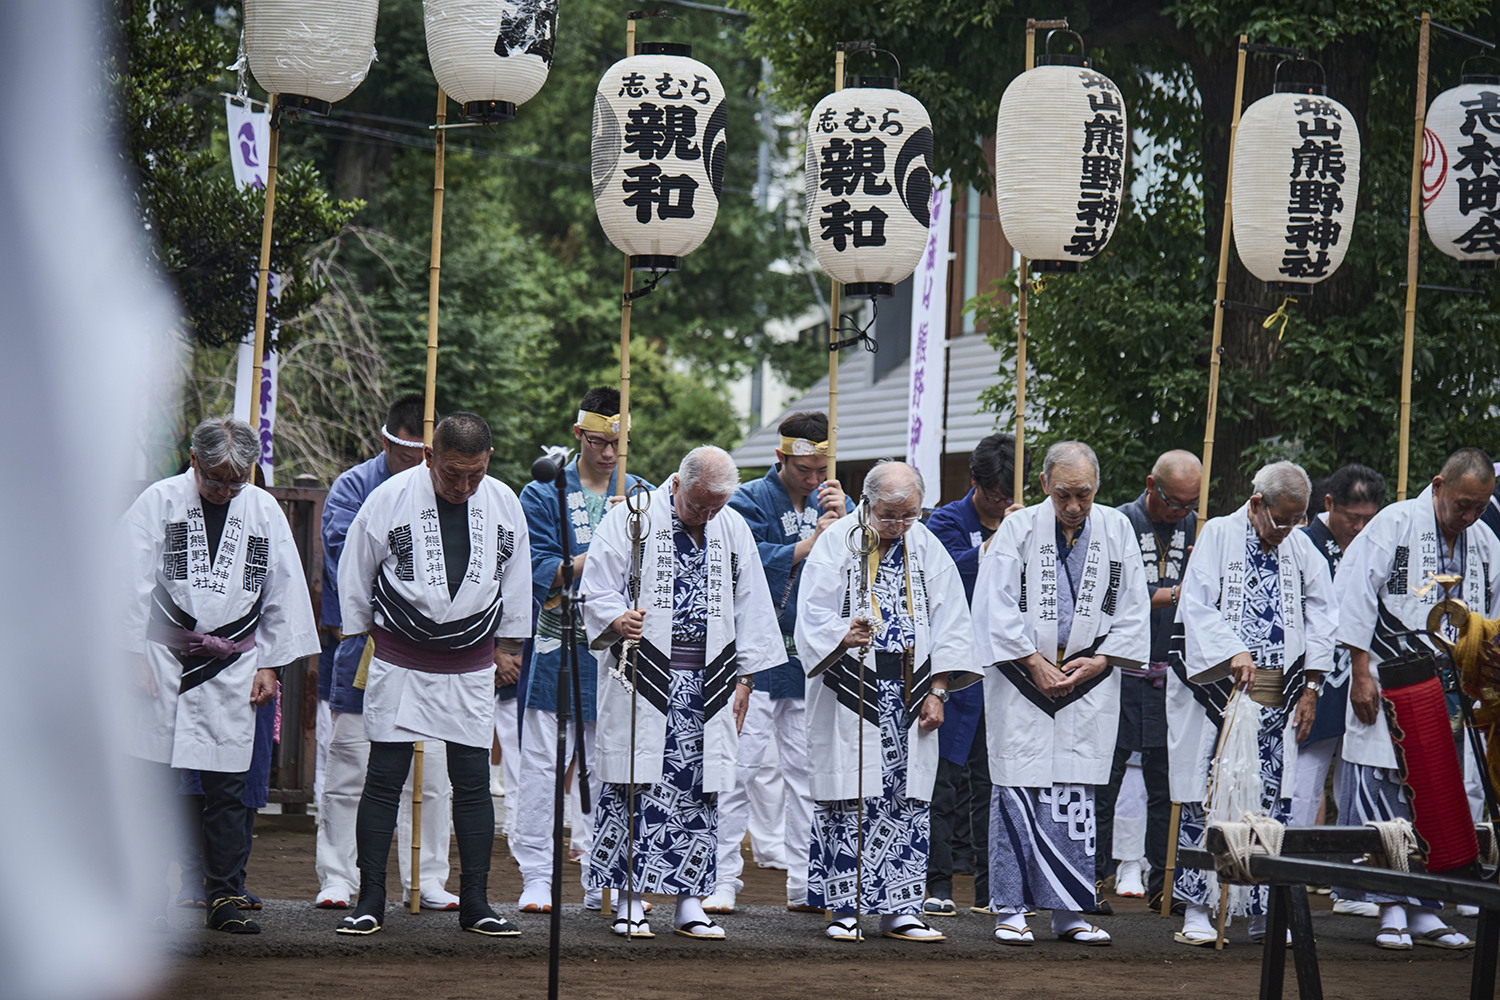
[1363,818,1417,873]
[1212,811,1286,885]
[1487,822,1499,870]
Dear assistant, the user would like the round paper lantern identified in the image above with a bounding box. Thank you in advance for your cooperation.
[591,43,726,273]
[994,56,1127,273]
[244,0,379,115]
[803,77,933,299]
[425,0,557,123]
[1422,74,1500,269]
[1231,85,1362,294]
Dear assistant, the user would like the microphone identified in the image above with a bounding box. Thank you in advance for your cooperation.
[531,445,571,483]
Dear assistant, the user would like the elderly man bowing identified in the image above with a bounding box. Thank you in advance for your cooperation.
[796,461,979,943]
[1167,461,1335,946]
[973,441,1150,946]
[581,446,784,940]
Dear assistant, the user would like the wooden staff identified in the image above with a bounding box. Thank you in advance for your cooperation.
[1164,34,1249,922]
[1397,14,1431,502]
[616,16,638,500]
[248,95,280,439]
[826,47,845,481]
[411,85,448,916]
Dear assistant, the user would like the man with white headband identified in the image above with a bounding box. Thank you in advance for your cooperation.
[709,411,849,915]
[514,387,650,914]
[314,394,461,912]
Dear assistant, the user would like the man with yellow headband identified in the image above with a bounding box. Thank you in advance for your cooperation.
[513,387,650,914]
[716,411,850,913]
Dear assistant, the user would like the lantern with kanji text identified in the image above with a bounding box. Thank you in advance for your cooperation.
[1423,74,1500,268]
[425,0,558,123]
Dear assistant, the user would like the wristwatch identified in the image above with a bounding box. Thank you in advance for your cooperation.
[928,688,949,704]
[736,675,755,691]
[1304,675,1323,694]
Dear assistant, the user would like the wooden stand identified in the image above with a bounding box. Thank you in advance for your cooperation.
[1397,14,1431,501]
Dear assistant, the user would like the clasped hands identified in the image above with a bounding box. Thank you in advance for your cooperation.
[1022,651,1109,699]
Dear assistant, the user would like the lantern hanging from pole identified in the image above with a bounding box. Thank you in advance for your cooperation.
[592,43,726,273]
[804,75,934,299]
[993,31,1127,273]
[1231,64,1362,294]
[425,0,558,124]
[1422,69,1500,269]
[243,0,380,115]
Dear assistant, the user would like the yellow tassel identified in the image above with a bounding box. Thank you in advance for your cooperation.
[1262,297,1293,340]
[1030,275,1047,295]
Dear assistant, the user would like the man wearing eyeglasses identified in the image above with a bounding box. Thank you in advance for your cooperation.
[1332,447,1500,951]
[513,387,650,914]
[1167,461,1335,946]
[120,417,319,932]
[1097,450,1200,911]
[581,446,784,940]
[973,441,1150,947]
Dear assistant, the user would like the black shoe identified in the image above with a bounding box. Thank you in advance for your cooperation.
[1083,898,1114,916]
[207,896,261,934]
[460,873,520,937]
[1147,891,1187,917]
[336,874,385,936]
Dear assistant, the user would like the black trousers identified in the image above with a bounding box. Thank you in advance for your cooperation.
[926,712,991,906]
[356,741,493,881]
[1094,742,1170,899]
[143,761,247,904]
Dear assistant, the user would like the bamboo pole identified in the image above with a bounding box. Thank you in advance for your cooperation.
[1397,14,1431,502]
[827,48,845,482]
[1163,34,1249,923]
[1013,24,1037,506]
[617,17,637,500]
[410,86,448,917]
[248,95,280,442]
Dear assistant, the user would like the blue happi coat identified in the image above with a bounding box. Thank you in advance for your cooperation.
[518,460,648,719]
[728,467,853,700]
[321,452,395,714]
[924,491,989,764]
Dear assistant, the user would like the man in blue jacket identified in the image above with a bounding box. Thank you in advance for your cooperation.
[922,432,1026,916]
[513,387,650,913]
[313,395,458,910]
[715,411,849,913]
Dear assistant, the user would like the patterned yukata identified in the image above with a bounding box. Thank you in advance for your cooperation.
[808,539,929,915]
[587,506,719,895]
[1174,524,1295,915]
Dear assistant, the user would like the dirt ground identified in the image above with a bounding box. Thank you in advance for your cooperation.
[147,823,1475,1000]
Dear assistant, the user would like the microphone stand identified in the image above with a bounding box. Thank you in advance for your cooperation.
[546,455,591,1000]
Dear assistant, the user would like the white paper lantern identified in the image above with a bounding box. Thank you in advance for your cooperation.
[1422,76,1500,268]
[591,44,725,272]
[803,80,933,299]
[1232,88,1362,293]
[244,0,379,115]
[994,59,1127,272]
[425,0,557,123]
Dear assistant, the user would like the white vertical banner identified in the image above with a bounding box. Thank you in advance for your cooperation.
[226,98,278,485]
[906,175,951,508]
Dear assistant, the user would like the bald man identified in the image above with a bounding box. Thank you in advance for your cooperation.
[1098,451,1200,907]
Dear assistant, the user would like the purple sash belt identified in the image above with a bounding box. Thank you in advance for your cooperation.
[1120,659,1170,687]
[670,641,707,671]
[147,618,256,659]
[371,625,493,675]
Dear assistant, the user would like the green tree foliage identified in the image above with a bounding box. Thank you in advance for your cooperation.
[753,0,1500,509]
[106,0,359,347]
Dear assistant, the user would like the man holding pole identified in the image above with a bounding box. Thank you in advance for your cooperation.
[314,394,460,912]
[334,412,530,938]
[1332,447,1499,950]
[1099,451,1200,909]
[712,411,849,914]
[973,441,1150,946]
[1167,461,1335,946]
[513,388,649,914]
[581,447,784,940]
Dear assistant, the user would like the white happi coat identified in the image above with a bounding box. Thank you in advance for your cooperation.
[1337,486,1500,768]
[1167,504,1337,802]
[974,500,1150,787]
[581,483,785,794]
[795,520,980,803]
[119,472,319,771]
[339,465,532,749]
